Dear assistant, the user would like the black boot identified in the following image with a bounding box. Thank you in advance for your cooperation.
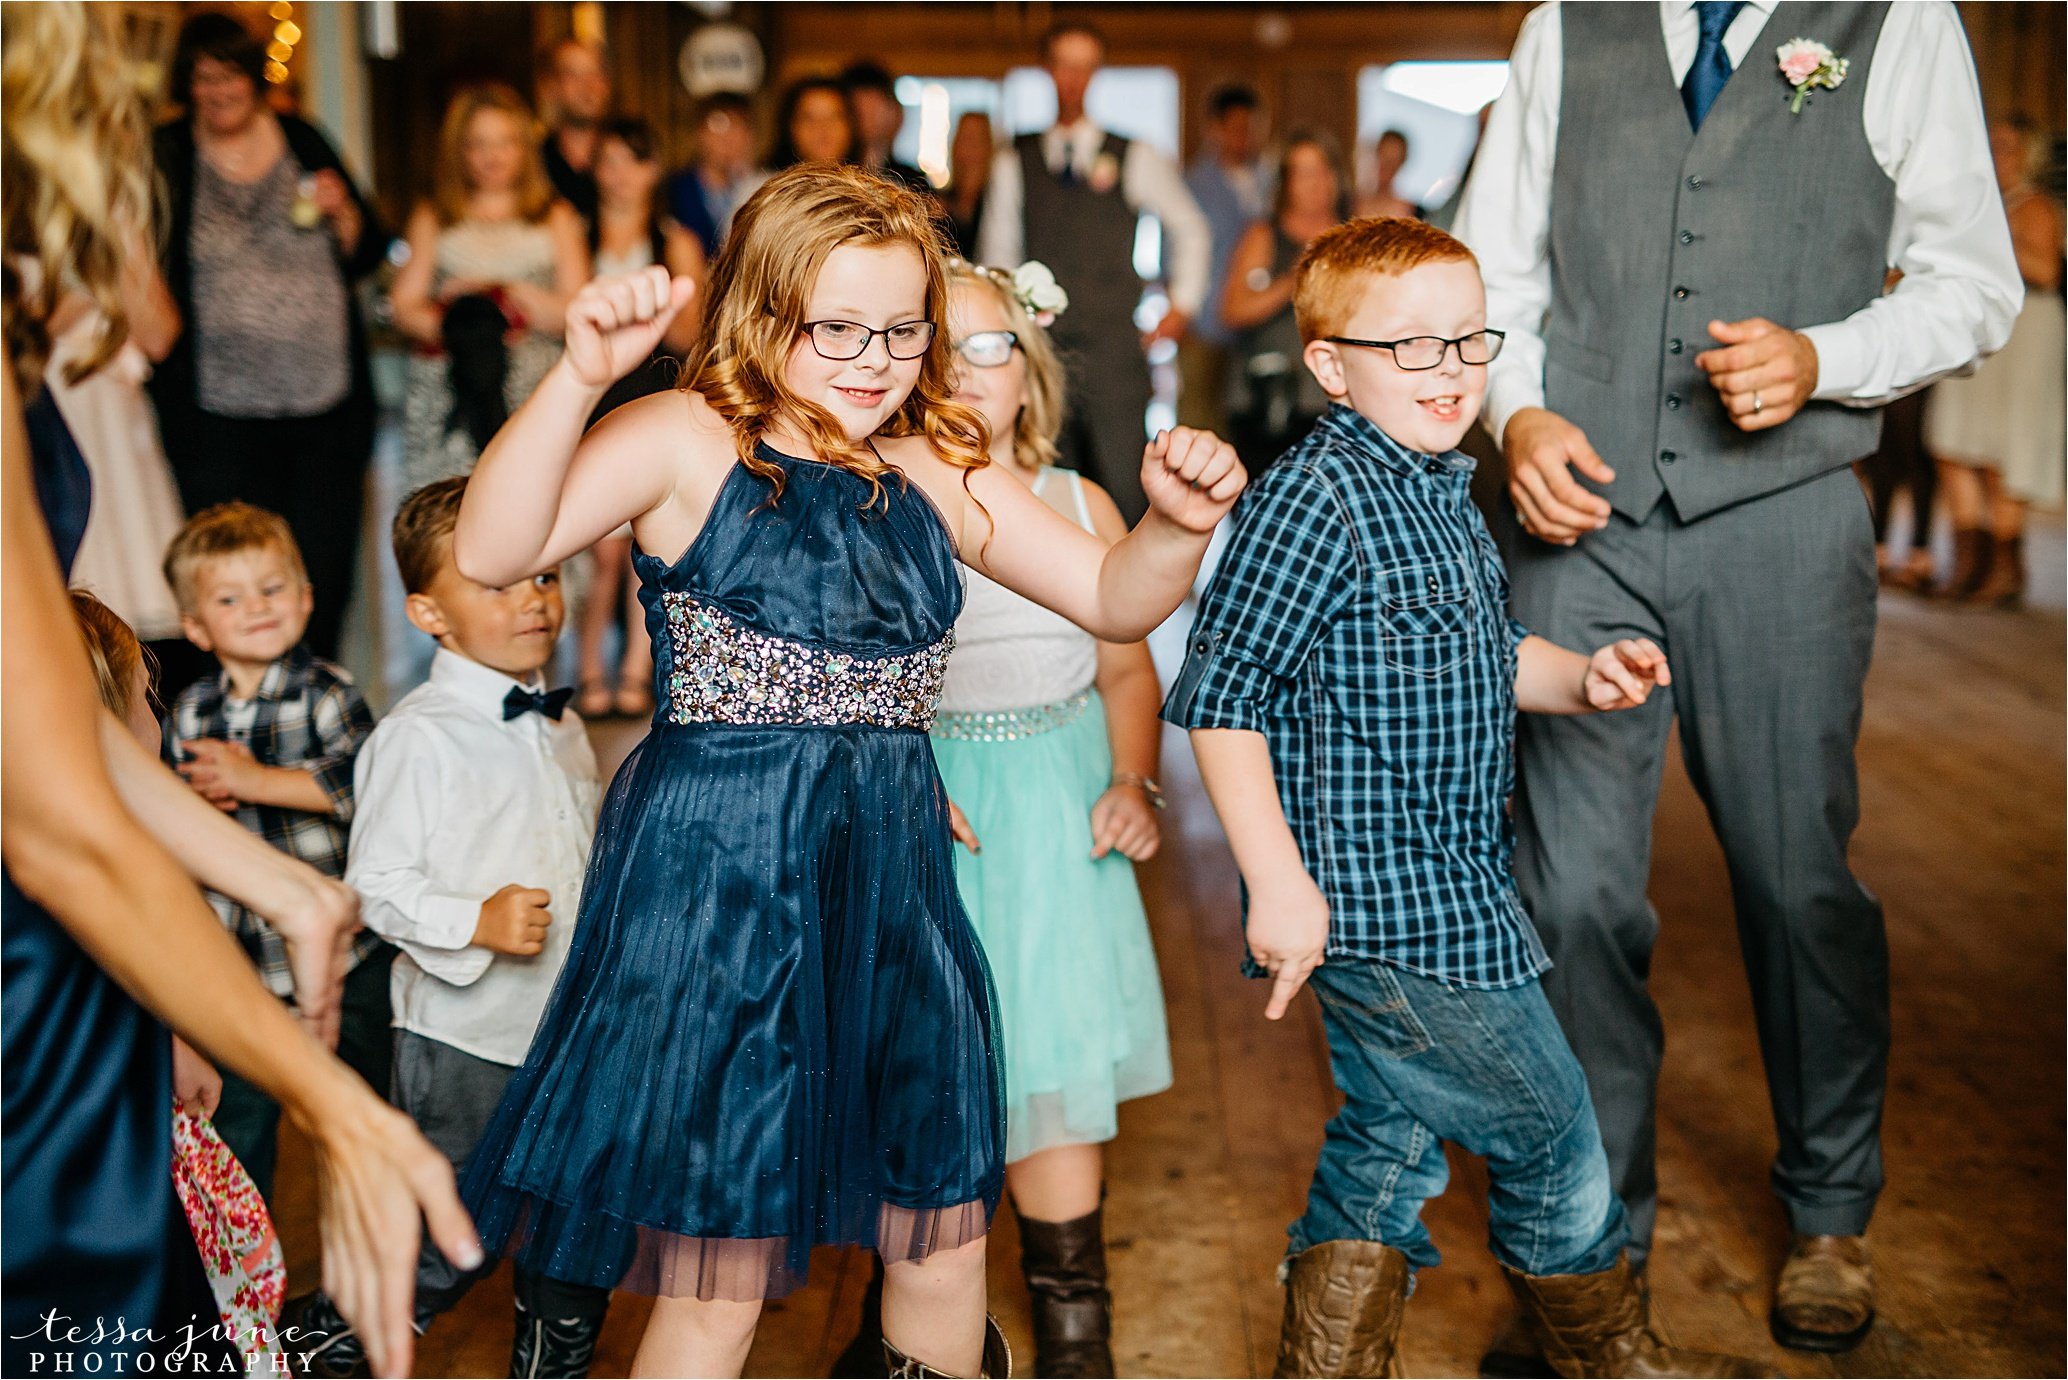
[830,1254,888,1378]
[280,1290,370,1380]
[508,1294,610,1378]
[883,1316,1013,1377]
[1019,1207,1114,1378]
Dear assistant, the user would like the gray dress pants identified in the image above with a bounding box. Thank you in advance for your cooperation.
[1053,326,1151,524]
[1500,467,1890,1262]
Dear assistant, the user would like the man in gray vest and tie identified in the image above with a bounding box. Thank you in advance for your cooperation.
[980,21,1211,523]
[1456,0,2020,1359]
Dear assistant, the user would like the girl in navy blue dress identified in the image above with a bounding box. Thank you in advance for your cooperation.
[451,163,1243,1376]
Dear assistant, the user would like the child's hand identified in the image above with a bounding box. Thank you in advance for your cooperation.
[1584,638,1671,711]
[563,265,698,390]
[179,737,261,808]
[474,884,553,956]
[172,1036,222,1118]
[947,798,981,855]
[1139,427,1245,536]
[1247,869,1330,1021]
[1090,784,1160,862]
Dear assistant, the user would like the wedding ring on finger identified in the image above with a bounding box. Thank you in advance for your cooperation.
[1752,390,1764,415]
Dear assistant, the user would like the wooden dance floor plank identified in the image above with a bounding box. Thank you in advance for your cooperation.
[273,592,2063,1377]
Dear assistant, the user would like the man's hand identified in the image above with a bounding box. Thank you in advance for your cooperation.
[473,884,552,956]
[1247,869,1330,1021]
[179,737,263,808]
[1695,317,1818,431]
[1502,407,1615,545]
[1583,638,1671,711]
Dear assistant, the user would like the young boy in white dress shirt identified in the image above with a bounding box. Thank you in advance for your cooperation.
[287,478,613,1379]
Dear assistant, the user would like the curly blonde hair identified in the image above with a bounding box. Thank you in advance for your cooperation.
[679,163,989,506]
[1,1,157,392]
[433,83,557,227]
[947,261,1067,473]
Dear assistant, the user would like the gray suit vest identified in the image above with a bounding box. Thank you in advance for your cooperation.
[1548,2,1894,521]
[1018,131,1144,367]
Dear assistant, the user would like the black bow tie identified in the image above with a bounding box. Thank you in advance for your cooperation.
[503,684,575,721]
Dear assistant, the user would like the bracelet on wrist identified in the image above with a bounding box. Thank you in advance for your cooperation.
[1111,771,1166,811]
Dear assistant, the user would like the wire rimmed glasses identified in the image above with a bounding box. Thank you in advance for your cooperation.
[1322,329,1506,370]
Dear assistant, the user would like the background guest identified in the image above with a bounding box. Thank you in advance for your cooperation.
[769,74,859,169]
[1356,127,1422,220]
[1926,116,2066,606]
[979,20,1211,522]
[1181,84,1268,435]
[1218,129,1349,470]
[149,11,389,667]
[390,83,588,494]
[576,116,706,721]
[666,91,764,257]
[944,111,995,257]
[842,59,933,193]
[537,37,612,225]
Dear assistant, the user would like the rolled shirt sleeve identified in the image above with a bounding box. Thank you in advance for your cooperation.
[346,721,494,988]
[1124,141,1213,317]
[1164,463,1358,732]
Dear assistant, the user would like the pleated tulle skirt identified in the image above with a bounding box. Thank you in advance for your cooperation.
[460,722,1006,1301]
[930,693,1173,1164]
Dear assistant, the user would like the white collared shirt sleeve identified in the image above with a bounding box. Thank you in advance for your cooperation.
[1124,140,1212,317]
[346,719,495,989]
[978,146,1026,268]
[1453,2,1563,447]
[1798,0,2023,404]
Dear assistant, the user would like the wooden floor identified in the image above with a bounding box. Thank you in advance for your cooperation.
[275,585,2066,1378]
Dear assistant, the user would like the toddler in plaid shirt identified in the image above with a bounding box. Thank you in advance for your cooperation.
[1167,221,1753,1378]
[161,502,393,1201]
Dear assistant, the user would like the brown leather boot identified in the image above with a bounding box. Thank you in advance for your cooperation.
[1770,1235,1874,1353]
[1018,1206,1114,1377]
[1936,528,1991,599]
[883,1315,1013,1378]
[1965,535,2026,607]
[1501,1254,1766,1377]
[1272,1240,1412,1378]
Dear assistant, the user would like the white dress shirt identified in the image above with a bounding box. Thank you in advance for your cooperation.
[978,117,1214,317]
[347,648,600,1066]
[1454,0,2024,446]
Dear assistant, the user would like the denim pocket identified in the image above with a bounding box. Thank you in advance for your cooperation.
[1317,963,1434,1060]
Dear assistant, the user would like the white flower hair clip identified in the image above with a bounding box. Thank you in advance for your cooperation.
[1010,261,1070,327]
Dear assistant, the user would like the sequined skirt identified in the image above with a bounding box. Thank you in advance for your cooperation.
[460,719,1007,1301]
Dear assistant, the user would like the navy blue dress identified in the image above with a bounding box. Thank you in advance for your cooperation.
[464,448,1006,1301]
[3,390,174,1368]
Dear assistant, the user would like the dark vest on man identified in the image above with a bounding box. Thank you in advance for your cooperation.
[1548,2,1895,522]
[1016,131,1147,381]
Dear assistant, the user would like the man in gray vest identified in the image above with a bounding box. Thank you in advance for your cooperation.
[980,21,1210,523]
[1455,0,2019,1357]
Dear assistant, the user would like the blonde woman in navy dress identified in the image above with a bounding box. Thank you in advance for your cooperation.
[449,165,1243,1377]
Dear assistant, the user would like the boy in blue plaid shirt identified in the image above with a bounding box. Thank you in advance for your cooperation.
[1166,221,1753,1378]
[162,502,393,1201]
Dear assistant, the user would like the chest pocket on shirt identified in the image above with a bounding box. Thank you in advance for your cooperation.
[1375,560,1476,678]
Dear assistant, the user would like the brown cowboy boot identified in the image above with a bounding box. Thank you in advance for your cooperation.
[1273,1240,1412,1378]
[1965,535,2026,608]
[1501,1254,1766,1377]
[1935,528,1991,599]
[883,1316,1013,1378]
[1018,1206,1115,1377]
[1770,1235,1874,1353]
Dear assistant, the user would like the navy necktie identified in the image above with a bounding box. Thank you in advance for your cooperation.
[1682,1,1747,131]
[503,684,574,721]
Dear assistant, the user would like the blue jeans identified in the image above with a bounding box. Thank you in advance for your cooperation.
[1291,959,1627,1278]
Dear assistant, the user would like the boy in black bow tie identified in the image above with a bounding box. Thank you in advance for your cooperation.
[288,477,612,1377]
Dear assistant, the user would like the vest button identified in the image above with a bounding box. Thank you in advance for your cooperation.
[1678,230,1695,245]
[1660,450,1679,464]
[1686,175,1703,190]
[1666,394,1682,410]
[1673,286,1690,300]
[1668,338,1684,354]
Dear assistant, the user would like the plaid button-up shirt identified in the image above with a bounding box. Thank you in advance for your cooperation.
[1165,404,1550,989]
[164,647,380,997]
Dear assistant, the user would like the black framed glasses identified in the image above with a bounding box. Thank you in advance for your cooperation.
[798,319,936,361]
[1323,329,1506,371]
[953,330,1020,369]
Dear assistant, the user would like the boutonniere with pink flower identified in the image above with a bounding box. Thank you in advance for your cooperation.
[1776,38,1849,114]
[1088,151,1121,194]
